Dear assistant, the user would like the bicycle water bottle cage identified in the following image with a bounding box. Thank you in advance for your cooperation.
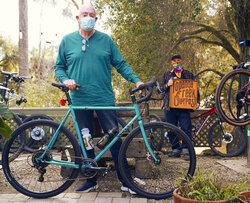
[129,77,156,104]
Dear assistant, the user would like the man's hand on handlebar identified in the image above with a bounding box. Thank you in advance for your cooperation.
[63,79,79,90]
[136,81,144,93]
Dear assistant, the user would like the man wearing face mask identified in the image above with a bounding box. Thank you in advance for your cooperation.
[54,4,143,193]
[160,54,200,161]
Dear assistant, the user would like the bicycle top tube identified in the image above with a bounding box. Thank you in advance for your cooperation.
[191,106,216,120]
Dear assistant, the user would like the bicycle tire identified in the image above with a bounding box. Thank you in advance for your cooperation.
[216,69,250,126]
[149,114,162,122]
[208,120,247,157]
[0,113,23,165]
[22,114,54,153]
[118,121,196,199]
[2,119,81,198]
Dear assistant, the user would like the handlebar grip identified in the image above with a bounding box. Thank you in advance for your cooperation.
[129,77,156,103]
[52,83,81,90]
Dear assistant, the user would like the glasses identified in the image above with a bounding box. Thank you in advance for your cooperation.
[82,39,86,52]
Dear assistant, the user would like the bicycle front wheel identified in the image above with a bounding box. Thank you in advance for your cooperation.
[208,120,247,157]
[2,120,81,198]
[119,122,196,199]
[216,69,250,126]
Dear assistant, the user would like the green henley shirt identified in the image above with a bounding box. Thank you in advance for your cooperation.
[54,30,140,106]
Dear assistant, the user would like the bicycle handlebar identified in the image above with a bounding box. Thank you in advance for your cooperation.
[0,70,33,83]
[52,77,157,105]
[129,77,157,104]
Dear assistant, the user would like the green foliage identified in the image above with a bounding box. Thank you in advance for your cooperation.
[0,35,18,82]
[0,102,13,140]
[20,75,64,107]
[175,168,247,201]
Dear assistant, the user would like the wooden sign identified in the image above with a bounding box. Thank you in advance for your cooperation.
[169,79,198,109]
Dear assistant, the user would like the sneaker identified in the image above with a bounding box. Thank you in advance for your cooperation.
[121,186,136,195]
[182,148,190,161]
[168,149,181,157]
[75,181,98,192]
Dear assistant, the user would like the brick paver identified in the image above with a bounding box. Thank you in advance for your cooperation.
[0,192,153,203]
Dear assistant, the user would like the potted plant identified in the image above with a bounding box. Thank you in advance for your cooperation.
[173,168,247,203]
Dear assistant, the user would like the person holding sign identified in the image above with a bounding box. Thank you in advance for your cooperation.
[160,54,200,160]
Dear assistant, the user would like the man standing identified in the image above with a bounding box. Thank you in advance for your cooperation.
[160,54,199,160]
[54,4,143,193]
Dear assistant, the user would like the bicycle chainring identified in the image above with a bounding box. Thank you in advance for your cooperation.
[80,159,98,179]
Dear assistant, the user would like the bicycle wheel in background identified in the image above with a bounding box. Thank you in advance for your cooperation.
[149,114,162,122]
[216,69,250,126]
[22,114,54,152]
[2,120,81,198]
[0,113,23,165]
[118,122,196,199]
[208,120,247,157]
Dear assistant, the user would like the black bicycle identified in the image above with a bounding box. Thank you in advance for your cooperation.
[216,40,250,126]
[0,71,53,162]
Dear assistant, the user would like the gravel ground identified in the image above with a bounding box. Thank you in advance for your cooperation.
[0,153,249,202]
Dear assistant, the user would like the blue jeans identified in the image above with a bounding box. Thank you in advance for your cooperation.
[164,108,192,149]
[75,109,129,186]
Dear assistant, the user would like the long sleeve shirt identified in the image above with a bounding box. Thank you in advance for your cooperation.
[54,30,140,106]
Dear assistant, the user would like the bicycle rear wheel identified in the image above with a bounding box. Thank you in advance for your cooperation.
[0,113,23,165]
[2,120,81,198]
[118,122,196,199]
[216,69,250,126]
[208,120,247,157]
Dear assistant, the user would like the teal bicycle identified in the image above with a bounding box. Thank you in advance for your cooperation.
[2,77,196,199]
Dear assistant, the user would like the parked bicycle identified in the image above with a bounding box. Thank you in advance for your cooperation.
[191,100,247,157]
[215,39,250,126]
[2,77,196,199]
[0,70,53,162]
[144,90,247,157]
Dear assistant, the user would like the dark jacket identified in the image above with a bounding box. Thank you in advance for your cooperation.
[160,68,200,110]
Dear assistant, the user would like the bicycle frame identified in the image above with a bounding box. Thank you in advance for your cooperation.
[191,106,225,137]
[39,103,160,169]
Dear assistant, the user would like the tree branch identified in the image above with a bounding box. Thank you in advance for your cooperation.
[194,68,225,78]
[176,21,241,63]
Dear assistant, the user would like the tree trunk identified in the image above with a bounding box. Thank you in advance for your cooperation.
[19,0,29,77]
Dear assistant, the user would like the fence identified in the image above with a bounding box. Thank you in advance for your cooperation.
[10,105,218,147]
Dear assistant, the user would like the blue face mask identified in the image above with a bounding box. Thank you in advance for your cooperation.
[80,17,95,31]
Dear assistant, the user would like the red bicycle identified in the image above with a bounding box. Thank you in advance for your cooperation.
[191,104,247,157]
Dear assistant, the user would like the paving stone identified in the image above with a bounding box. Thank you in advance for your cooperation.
[9,194,30,202]
[64,193,81,199]
[97,192,122,198]
[76,199,95,203]
[26,198,52,203]
[51,198,78,203]
[52,193,66,199]
[131,198,148,203]
[78,192,98,200]
[112,197,130,203]
[94,197,112,203]
[0,194,16,199]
